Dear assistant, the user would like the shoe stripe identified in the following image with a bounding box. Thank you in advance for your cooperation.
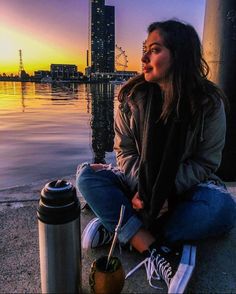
[189,245,197,266]
[180,244,191,264]
[168,245,196,294]
[169,263,194,294]
[82,217,99,240]
[82,218,99,249]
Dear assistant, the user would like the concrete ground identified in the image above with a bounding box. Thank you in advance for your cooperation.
[0,178,236,293]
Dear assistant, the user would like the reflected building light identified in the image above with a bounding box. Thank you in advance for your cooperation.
[89,83,115,163]
[20,82,26,112]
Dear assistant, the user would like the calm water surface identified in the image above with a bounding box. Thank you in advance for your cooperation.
[0,81,120,189]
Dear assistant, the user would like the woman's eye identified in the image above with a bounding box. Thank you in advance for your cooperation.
[151,48,160,53]
[143,47,161,55]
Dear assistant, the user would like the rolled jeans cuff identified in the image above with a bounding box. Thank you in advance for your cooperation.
[118,214,143,244]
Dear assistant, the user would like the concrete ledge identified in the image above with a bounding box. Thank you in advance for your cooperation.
[0,182,235,293]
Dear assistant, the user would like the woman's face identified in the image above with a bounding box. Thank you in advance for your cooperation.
[142,29,172,88]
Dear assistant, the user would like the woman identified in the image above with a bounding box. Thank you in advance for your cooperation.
[76,20,236,292]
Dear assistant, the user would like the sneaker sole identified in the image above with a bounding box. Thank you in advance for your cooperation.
[168,245,196,294]
[82,217,100,250]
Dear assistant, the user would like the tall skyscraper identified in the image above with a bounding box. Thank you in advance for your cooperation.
[90,0,115,73]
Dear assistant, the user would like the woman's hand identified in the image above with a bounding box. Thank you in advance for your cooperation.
[132,192,144,211]
[90,163,109,171]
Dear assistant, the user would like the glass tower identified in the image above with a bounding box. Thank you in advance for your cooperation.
[90,0,115,73]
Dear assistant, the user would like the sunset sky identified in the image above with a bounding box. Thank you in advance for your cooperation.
[0,0,206,75]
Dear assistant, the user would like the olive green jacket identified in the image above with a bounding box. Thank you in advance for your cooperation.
[114,90,226,195]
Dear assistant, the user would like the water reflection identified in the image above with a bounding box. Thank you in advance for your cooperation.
[0,81,119,189]
[89,83,115,163]
[51,82,79,100]
[20,82,26,112]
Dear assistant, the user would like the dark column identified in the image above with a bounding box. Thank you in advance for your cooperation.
[89,83,115,163]
[203,0,236,181]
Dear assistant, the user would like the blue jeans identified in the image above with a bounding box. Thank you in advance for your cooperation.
[76,163,236,245]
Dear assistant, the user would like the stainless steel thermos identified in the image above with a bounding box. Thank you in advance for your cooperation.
[37,180,81,293]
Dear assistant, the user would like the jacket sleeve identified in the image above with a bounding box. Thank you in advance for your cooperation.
[114,107,140,193]
[175,100,226,194]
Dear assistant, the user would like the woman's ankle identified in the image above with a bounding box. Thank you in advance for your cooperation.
[129,228,156,253]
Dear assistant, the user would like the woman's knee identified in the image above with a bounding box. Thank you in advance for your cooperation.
[220,192,236,230]
[209,191,236,235]
[164,186,236,242]
[76,162,118,199]
[76,163,94,190]
[191,184,236,233]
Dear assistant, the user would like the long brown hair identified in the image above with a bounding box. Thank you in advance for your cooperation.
[118,20,228,121]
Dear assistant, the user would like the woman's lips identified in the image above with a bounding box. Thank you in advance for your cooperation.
[143,66,152,73]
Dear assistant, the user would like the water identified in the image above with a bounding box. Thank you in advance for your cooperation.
[0,81,120,190]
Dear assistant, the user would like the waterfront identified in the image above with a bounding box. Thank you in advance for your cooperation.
[0,81,120,190]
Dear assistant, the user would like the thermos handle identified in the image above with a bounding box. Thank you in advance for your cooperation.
[55,180,63,187]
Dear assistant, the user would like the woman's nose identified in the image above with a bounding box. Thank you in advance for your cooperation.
[141,51,149,63]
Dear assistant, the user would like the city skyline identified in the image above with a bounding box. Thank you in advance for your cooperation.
[0,0,206,75]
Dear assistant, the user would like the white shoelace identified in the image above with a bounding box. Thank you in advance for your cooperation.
[101,227,113,244]
[125,249,172,289]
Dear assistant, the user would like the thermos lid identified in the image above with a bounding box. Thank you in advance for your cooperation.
[41,180,74,206]
[45,180,72,192]
[37,180,80,224]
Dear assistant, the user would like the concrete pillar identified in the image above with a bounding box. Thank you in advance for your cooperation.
[203,0,236,181]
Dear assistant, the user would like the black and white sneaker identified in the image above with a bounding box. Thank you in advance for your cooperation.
[82,217,113,250]
[126,244,196,293]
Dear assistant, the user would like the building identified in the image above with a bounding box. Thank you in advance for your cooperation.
[34,70,51,80]
[90,70,137,82]
[50,64,78,80]
[90,0,115,73]
[104,5,115,73]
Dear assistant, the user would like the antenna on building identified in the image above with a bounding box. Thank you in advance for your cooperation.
[19,49,25,78]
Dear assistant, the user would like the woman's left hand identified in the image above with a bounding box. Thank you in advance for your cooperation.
[132,192,144,211]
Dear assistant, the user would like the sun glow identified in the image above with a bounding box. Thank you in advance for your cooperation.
[0,26,82,75]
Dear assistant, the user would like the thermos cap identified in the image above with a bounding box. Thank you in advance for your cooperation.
[40,180,76,207]
[45,180,72,192]
[37,179,80,224]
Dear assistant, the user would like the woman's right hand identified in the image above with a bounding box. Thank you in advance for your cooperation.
[132,192,144,211]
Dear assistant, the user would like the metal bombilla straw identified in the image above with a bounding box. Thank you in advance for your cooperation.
[105,204,125,270]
